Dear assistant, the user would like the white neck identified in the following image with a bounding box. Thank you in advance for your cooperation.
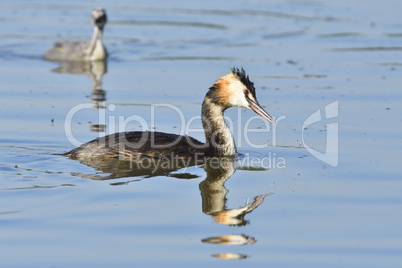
[86,26,106,60]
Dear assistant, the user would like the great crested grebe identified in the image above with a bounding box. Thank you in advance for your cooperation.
[64,68,274,161]
[45,8,107,62]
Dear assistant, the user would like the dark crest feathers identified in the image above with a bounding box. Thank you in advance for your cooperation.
[231,67,256,97]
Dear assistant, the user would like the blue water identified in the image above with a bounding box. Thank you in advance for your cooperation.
[1,0,402,267]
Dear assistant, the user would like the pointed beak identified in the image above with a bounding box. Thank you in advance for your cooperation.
[247,97,274,123]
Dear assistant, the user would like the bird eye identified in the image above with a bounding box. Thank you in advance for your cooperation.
[244,89,249,95]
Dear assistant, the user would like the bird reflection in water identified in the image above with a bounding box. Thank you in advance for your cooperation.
[71,153,202,183]
[199,157,271,260]
[51,60,107,109]
[211,252,248,260]
[50,60,107,132]
[201,157,272,226]
[68,155,271,259]
[202,234,254,260]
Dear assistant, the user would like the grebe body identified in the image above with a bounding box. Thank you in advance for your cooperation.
[64,68,274,160]
[45,8,107,62]
[65,131,205,160]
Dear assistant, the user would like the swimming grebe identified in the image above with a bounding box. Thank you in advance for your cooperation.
[44,8,107,62]
[64,68,274,160]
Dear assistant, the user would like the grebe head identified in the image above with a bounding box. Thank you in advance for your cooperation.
[92,8,107,30]
[210,67,274,123]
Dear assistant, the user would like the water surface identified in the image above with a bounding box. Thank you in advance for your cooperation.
[1,0,402,267]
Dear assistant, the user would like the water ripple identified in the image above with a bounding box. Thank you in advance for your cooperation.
[332,46,402,52]
[113,19,226,30]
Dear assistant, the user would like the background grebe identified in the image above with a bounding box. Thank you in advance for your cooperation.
[64,68,274,160]
[44,8,107,62]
